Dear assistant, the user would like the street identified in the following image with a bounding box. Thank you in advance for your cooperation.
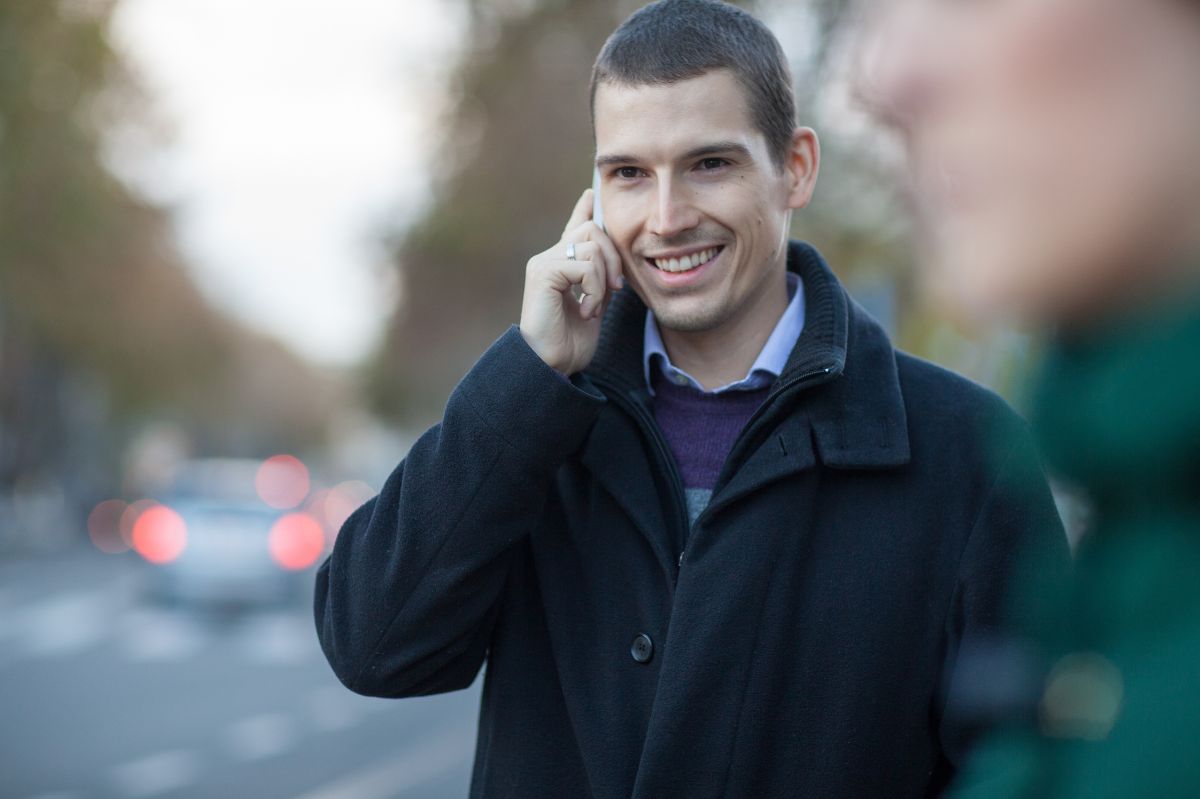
[0,547,481,799]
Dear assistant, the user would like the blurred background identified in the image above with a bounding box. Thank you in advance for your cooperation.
[0,1,1067,797]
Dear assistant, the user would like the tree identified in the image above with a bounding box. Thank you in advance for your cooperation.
[0,1,334,542]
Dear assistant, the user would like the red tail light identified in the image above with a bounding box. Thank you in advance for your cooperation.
[256,455,310,509]
[268,512,325,570]
[131,505,188,564]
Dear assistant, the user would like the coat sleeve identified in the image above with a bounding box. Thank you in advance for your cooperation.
[935,420,1073,779]
[313,324,606,698]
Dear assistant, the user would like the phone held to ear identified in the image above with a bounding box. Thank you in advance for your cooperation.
[592,167,605,232]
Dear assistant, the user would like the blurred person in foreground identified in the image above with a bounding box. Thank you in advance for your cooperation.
[855,0,1200,796]
[314,1,1069,796]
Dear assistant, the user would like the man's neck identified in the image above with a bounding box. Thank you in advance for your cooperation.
[658,268,790,390]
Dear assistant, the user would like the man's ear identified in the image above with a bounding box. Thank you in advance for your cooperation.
[785,126,821,210]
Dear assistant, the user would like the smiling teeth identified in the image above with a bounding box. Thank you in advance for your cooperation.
[655,247,720,273]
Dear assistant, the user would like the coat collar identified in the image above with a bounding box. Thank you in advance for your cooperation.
[582,239,910,470]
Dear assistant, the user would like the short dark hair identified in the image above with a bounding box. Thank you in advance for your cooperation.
[589,0,796,170]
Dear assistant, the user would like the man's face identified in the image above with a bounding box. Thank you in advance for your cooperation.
[593,69,817,333]
[858,0,1200,326]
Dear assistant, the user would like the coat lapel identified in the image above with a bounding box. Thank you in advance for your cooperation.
[578,405,678,583]
[699,412,817,526]
[631,456,828,797]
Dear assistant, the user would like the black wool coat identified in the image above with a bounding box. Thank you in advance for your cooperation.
[314,240,1070,798]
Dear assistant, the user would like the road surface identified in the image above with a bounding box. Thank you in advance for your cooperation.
[0,547,481,799]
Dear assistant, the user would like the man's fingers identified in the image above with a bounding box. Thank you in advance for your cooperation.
[553,212,620,317]
[576,257,607,319]
[547,242,606,318]
[561,221,623,292]
[563,188,594,236]
[591,230,624,290]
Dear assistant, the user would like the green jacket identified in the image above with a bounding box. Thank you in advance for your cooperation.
[952,292,1200,798]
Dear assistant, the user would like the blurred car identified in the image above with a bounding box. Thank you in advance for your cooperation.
[135,458,326,610]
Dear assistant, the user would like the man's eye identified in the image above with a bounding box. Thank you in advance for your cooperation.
[699,158,729,171]
[616,166,642,179]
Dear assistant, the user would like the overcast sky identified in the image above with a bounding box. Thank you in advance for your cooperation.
[111,0,464,367]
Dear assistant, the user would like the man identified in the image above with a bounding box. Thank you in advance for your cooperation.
[314,1,1069,796]
[854,0,1200,796]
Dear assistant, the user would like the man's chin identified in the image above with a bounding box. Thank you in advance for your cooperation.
[646,298,727,334]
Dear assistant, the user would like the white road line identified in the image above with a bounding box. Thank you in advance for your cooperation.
[11,590,112,659]
[237,612,315,664]
[116,607,208,662]
[223,712,296,761]
[109,749,201,798]
[291,723,476,799]
[305,685,364,733]
[0,578,142,666]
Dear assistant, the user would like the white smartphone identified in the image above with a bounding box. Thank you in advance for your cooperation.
[592,166,605,232]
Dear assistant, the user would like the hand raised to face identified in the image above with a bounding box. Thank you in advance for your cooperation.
[518,188,625,376]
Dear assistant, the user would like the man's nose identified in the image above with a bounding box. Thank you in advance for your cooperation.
[647,176,700,238]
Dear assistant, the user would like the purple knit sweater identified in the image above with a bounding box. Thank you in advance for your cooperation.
[649,364,772,529]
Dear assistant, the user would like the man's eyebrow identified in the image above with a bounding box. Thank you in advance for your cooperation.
[594,141,753,168]
[680,141,753,161]
[594,152,639,168]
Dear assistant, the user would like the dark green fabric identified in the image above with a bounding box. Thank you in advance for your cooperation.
[951,290,1200,798]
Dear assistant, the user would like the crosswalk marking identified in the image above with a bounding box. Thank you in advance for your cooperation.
[238,612,315,664]
[0,584,323,668]
[109,749,202,797]
[224,712,297,761]
[117,607,207,661]
[305,685,365,732]
[291,723,476,799]
[1,590,112,661]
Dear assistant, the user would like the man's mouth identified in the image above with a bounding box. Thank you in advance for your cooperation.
[646,246,724,274]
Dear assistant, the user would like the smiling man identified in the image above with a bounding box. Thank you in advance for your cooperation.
[314,2,1069,797]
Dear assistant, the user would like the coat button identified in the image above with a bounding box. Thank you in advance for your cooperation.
[630,633,654,663]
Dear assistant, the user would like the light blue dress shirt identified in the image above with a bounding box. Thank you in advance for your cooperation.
[643,271,805,395]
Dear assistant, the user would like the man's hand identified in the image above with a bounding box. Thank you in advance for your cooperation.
[519,188,624,376]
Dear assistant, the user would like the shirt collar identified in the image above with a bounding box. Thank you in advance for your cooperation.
[643,271,805,395]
